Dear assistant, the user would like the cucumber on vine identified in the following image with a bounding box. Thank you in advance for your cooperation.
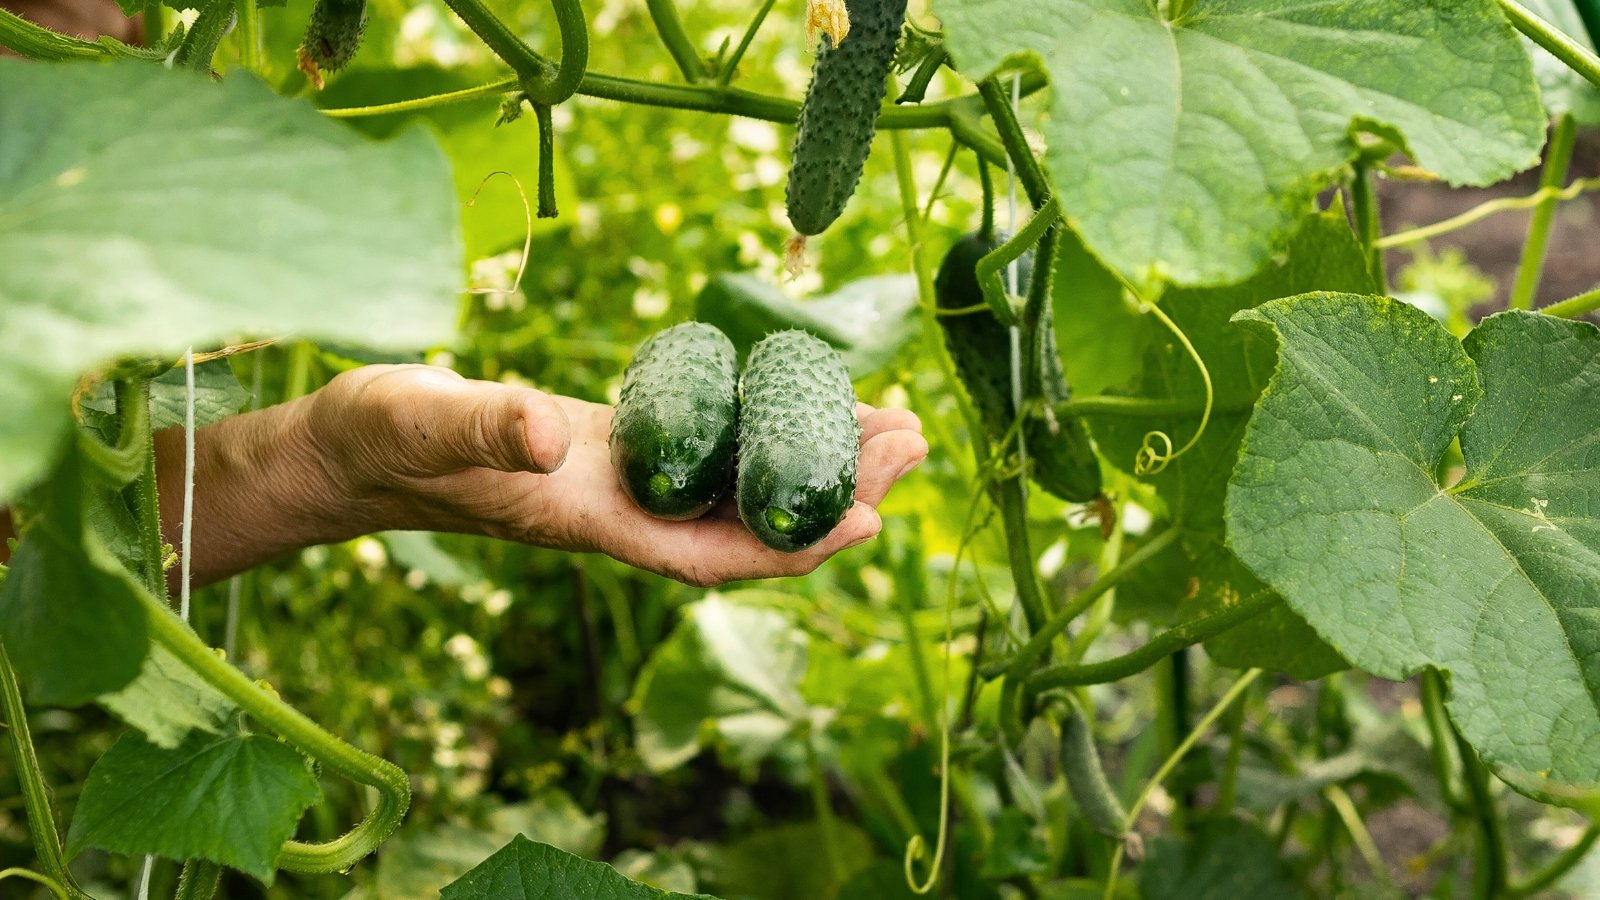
[1061,701,1130,841]
[609,323,740,521]
[298,0,369,83]
[935,232,1102,502]
[784,0,911,238]
[737,330,860,552]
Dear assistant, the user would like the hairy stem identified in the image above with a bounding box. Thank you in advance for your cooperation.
[0,643,91,900]
[1352,162,1385,290]
[1544,285,1600,318]
[175,0,236,72]
[977,77,1049,208]
[717,0,777,84]
[1500,0,1600,88]
[1511,113,1577,310]
[1420,668,1461,810]
[1457,728,1508,900]
[140,594,411,873]
[1028,591,1281,693]
[647,0,704,81]
[1509,823,1599,897]
[1376,176,1600,248]
[173,860,220,900]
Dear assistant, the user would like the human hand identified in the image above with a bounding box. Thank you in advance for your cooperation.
[306,365,928,586]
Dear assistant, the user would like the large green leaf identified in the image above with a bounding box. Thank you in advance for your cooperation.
[694,273,919,378]
[934,0,1545,287]
[0,451,150,706]
[1088,211,1369,676]
[66,729,322,882]
[629,594,819,773]
[97,643,237,749]
[440,836,718,900]
[0,60,462,503]
[1226,296,1600,788]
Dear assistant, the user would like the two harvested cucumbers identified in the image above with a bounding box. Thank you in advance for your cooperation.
[609,324,860,552]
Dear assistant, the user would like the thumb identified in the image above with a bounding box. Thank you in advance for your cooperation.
[446,382,572,475]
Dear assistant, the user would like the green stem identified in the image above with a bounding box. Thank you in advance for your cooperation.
[0,8,106,58]
[990,529,1179,681]
[1352,162,1386,290]
[716,0,777,85]
[1512,113,1578,310]
[234,0,262,73]
[1457,728,1508,900]
[140,594,411,873]
[996,480,1048,634]
[0,869,68,900]
[1102,669,1263,900]
[1028,591,1281,693]
[120,379,167,599]
[1420,669,1461,811]
[1509,823,1599,897]
[173,860,221,900]
[804,738,846,883]
[1501,0,1600,88]
[1325,783,1397,892]
[646,0,703,82]
[976,77,1050,209]
[0,643,91,900]
[1544,285,1600,318]
[897,46,948,105]
[977,157,996,241]
[1215,695,1246,814]
[440,0,587,104]
[533,102,558,218]
[175,0,236,72]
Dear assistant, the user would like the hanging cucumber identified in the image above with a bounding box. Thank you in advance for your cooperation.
[737,330,860,552]
[298,0,368,85]
[1060,702,1132,841]
[935,232,1102,502]
[784,0,910,238]
[610,323,741,521]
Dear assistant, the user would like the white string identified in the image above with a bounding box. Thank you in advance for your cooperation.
[135,857,153,899]
[180,347,196,622]
[1005,73,1028,497]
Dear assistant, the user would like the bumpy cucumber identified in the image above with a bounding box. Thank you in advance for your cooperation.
[610,323,740,520]
[784,0,910,236]
[301,0,368,73]
[935,232,1102,502]
[1061,702,1130,840]
[737,330,860,551]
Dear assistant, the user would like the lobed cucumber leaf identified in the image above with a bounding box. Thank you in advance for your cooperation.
[441,835,719,900]
[0,60,462,504]
[934,0,1546,289]
[1227,295,1600,793]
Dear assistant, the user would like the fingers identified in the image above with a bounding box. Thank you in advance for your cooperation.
[663,501,884,588]
[856,403,923,444]
[854,428,929,507]
[353,366,573,476]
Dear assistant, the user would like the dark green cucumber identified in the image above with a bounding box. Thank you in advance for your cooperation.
[935,232,1102,502]
[301,0,368,73]
[610,323,740,520]
[784,0,910,236]
[737,330,860,551]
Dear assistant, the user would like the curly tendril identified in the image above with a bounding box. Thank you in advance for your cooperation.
[1133,299,1212,475]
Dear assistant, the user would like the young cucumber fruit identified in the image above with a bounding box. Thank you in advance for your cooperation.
[300,0,369,73]
[935,232,1102,502]
[610,323,740,520]
[738,330,861,552]
[784,0,911,236]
